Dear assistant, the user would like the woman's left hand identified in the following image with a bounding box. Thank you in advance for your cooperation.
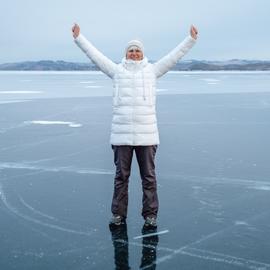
[190,25,198,40]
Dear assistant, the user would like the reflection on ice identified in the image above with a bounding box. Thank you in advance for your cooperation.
[110,223,159,270]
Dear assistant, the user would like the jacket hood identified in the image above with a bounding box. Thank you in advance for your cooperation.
[121,57,148,71]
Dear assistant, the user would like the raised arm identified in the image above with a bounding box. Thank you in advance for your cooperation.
[72,23,118,79]
[153,25,198,78]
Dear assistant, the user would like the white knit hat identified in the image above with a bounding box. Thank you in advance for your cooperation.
[125,39,144,55]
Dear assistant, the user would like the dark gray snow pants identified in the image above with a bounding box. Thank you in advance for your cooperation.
[111,144,159,219]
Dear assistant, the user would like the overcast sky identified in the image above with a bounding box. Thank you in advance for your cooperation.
[1,0,269,63]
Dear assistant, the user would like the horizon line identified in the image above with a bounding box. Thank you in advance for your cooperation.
[1,58,270,65]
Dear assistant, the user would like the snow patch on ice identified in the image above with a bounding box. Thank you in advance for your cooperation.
[235,221,249,226]
[249,185,270,191]
[79,81,95,84]
[0,100,31,104]
[84,85,103,88]
[24,120,82,128]
[156,88,168,92]
[0,162,113,175]
[0,91,43,94]
[201,78,221,82]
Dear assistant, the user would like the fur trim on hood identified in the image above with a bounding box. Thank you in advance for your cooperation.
[121,57,148,71]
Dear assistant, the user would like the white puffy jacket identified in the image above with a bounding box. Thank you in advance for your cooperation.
[74,34,196,146]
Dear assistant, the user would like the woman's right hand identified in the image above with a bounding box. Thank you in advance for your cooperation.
[72,23,80,39]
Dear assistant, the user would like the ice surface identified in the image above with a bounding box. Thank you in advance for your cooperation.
[0,71,270,269]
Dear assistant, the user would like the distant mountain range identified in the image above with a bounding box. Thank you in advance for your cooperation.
[0,59,270,71]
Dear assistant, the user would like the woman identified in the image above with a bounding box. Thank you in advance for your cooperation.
[72,23,198,229]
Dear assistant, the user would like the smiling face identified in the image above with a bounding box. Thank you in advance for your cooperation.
[126,46,143,61]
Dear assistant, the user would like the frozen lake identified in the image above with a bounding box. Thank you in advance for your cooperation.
[0,71,270,269]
